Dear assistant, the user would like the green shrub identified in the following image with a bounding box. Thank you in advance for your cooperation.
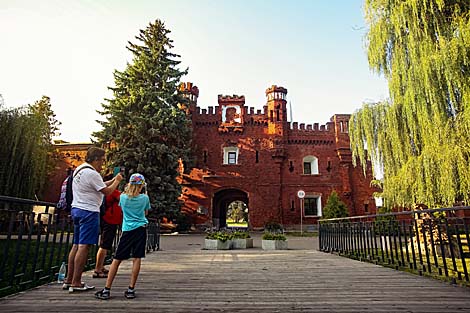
[175,213,192,232]
[205,231,232,242]
[232,230,250,239]
[262,232,287,241]
[322,190,349,219]
[264,221,283,233]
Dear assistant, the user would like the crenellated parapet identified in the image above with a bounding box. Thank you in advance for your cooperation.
[289,121,334,133]
[218,94,245,105]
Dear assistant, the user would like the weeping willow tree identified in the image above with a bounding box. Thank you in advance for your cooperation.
[0,96,60,199]
[350,0,470,209]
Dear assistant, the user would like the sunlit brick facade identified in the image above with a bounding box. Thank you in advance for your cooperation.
[178,83,377,229]
[46,83,377,229]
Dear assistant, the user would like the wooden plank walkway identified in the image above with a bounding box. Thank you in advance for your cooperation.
[1,234,470,312]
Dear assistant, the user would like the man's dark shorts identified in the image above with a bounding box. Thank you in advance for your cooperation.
[99,221,118,250]
[114,226,147,260]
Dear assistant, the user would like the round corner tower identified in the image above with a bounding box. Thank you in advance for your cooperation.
[265,85,288,135]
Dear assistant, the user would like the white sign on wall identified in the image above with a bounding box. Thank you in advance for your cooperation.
[297,190,305,199]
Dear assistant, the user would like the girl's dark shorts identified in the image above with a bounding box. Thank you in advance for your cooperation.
[114,226,147,260]
[99,221,118,250]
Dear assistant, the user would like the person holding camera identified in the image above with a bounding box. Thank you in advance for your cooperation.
[93,172,123,278]
[95,173,150,300]
[64,147,123,293]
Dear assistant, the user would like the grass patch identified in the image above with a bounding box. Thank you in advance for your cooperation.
[0,238,102,298]
[227,222,248,228]
[343,246,470,287]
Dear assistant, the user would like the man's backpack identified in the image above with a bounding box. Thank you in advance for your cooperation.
[56,165,94,212]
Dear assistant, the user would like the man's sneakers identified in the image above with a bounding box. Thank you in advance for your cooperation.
[95,288,111,300]
[68,283,95,293]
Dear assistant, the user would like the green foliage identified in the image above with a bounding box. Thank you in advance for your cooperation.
[175,213,191,232]
[93,20,192,219]
[0,96,60,198]
[262,232,287,241]
[374,206,399,235]
[322,190,349,219]
[231,230,250,239]
[264,221,283,233]
[205,231,232,242]
[226,201,248,223]
[350,1,470,209]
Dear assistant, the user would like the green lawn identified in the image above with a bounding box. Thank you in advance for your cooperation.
[227,222,248,228]
[0,239,76,297]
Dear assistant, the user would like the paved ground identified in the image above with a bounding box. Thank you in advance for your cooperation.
[1,234,470,312]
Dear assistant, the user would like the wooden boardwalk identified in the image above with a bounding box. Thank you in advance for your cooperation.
[1,234,470,312]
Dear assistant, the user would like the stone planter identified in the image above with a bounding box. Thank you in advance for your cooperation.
[262,239,288,250]
[232,238,253,249]
[204,239,231,250]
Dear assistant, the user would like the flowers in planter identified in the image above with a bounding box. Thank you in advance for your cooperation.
[205,231,232,242]
[264,221,284,233]
[263,222,287,241]
[262,232,287,241]
[231,230,251,239]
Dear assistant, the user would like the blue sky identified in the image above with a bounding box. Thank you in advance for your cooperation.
[0,0,388,142]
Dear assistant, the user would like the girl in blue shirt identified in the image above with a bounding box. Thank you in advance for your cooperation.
[95,173,150,300]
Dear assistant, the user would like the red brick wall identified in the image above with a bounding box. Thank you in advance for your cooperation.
[180,83,377,229]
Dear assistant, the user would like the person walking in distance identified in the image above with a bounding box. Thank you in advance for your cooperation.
[95,173,150,300]
[63,147,123,292]
[93,172,123,278]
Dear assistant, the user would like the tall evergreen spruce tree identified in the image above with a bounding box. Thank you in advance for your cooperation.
[350,1,470,209]
[93,20,192,219]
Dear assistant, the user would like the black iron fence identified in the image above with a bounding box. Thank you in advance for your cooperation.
[319,206,470,285]
[0,195,160,297]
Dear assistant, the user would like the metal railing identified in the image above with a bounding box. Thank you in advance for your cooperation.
[319,206,470,285]
[0,195,160,297]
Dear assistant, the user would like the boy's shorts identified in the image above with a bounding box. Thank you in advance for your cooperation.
[114,226,147,260]
[99,221,118,250]
[71,208,100,245]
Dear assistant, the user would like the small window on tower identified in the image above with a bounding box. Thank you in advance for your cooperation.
[203,150,208,164]
[303,162,311,175]
[255,150,259,163]
[303,156,319,175]
[223,146,239,165]
[228,152,237,164]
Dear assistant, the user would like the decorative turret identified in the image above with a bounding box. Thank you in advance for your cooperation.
[179,82,199,113]
[266,85,288,135]
[266,85,287,122]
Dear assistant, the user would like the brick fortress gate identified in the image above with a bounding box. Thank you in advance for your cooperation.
[46,83,377,230]
[178,83,376,230]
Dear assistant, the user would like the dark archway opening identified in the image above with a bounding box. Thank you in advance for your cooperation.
[212,189,249,229]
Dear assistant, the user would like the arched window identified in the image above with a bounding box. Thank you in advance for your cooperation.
[303,155,319,175]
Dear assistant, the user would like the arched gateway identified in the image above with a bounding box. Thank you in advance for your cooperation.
[212,189,249,229]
